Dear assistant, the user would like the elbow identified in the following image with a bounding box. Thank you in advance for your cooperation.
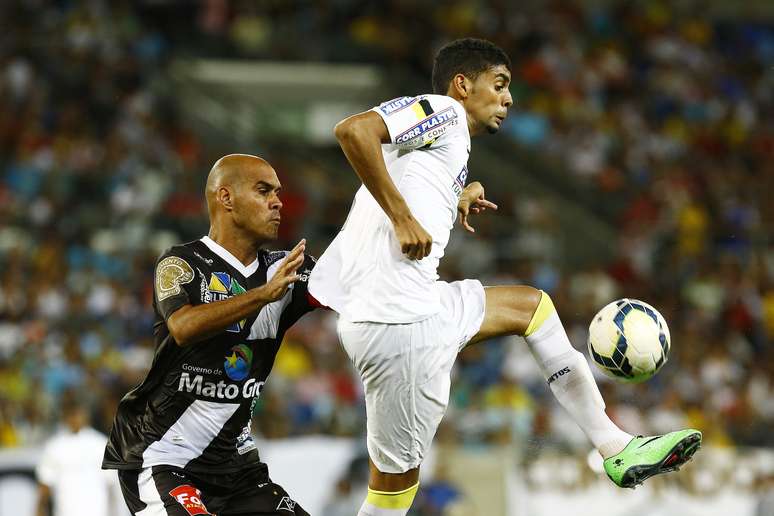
[333,117,358,144]
[166,319,191,347]
[170,329,191,347]
[334,118,355,144]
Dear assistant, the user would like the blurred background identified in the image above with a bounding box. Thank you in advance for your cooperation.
[0,1,772,515]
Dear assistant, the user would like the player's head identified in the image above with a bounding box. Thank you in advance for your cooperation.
[61,395,89,433]
[205,154,283,242]
[432,38,513,136]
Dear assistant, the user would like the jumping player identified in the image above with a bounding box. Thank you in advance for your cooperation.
[103,154,314,515]
[309,38,702,515]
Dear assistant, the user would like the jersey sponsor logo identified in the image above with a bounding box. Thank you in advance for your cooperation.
[547,366,571,384]
[178,372,265,400]
[236,395,259,454]
[276,496,297,512]
[169,485,210,516]
[156,256,195,301]
[224,344,253,381]
[456,165,469,186]
[452,166,468,197]
[378,96,416,115]
[395,106,457,146]
[207,272,247,332]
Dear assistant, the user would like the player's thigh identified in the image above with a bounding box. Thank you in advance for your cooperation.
[118,468,217,516]
[469,285,542,345]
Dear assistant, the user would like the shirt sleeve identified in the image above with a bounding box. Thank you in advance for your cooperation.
[154,250,197,321]
[287,254,320,318]
[371,95,461,149]
[245,253,319,342]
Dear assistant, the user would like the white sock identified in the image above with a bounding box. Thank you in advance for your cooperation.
[357,501,408,516]
[525,309,632,458]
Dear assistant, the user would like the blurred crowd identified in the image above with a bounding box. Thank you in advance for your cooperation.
[0,1,772,513]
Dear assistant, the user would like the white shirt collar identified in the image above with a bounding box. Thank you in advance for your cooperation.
[200,236,261,277]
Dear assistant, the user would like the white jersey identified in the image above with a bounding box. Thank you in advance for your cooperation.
[309,94,471,323]
[36,426,117,516]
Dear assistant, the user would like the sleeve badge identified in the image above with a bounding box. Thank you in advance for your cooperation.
[156,256,195,301]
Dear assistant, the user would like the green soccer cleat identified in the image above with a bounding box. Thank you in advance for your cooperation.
[603,429,702,488]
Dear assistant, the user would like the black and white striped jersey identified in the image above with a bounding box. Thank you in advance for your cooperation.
[102,236,318,474]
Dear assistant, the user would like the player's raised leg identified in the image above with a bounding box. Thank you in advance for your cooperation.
[470,286,702,488]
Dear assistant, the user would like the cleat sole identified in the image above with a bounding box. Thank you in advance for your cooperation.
[618,432,701,488]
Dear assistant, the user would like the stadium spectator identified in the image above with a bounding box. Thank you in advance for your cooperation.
[35,393,125,516]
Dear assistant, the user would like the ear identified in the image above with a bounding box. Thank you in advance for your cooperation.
[217,186,233,211]
[450,73,472,100]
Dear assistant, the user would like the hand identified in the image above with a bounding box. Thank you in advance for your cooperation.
[393,215,433,260]
[261,239,306,302]
[457,181,498,233]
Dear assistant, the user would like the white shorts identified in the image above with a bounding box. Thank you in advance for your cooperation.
[337,279,486,473]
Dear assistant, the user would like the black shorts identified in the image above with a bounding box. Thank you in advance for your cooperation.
[117,465,309,516]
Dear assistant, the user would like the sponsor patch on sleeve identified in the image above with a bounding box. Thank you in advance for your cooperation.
[394,106,458,147]
[378,96,416,115]
[156,256,195,301]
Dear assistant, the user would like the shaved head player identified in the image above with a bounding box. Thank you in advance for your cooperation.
[103,154,315,515]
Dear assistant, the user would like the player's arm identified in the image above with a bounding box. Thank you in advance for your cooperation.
[334,111,432,260]
[457,181,498,233]
[166,240,305,346]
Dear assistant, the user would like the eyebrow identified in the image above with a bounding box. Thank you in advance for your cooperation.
[495,73,511,82]
[256,180,281,190]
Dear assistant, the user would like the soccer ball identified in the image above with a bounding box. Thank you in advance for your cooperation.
[587,299,671,383]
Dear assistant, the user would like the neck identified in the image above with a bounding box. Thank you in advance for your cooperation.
[208,225,263,266]
[446,91,480,137]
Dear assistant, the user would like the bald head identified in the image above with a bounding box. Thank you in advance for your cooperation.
[206,154,273,213]
[205,153,284,244]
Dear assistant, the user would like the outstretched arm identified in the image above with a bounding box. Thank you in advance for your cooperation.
[167,240,306,346]
[334,111,432,260]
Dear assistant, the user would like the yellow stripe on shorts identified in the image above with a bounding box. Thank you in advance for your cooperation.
[525,290,556,336]
[366,483,419,509]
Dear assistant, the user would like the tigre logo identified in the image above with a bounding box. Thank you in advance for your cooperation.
[547,367,571,384]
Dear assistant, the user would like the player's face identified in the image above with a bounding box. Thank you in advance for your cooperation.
[233,166,283,242]
[466,65,513,136]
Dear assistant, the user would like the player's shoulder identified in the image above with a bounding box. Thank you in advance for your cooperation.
[154,240,209,301]
[419,93,465,113]
[375,93,466,149]
[157,239,215,269]
[375,93,463,118]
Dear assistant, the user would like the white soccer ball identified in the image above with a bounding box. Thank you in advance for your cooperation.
[587,298,671,383]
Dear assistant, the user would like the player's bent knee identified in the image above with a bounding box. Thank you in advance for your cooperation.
[524,290,556,337]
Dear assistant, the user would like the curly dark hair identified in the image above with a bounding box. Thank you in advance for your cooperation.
[431,38,512,94]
